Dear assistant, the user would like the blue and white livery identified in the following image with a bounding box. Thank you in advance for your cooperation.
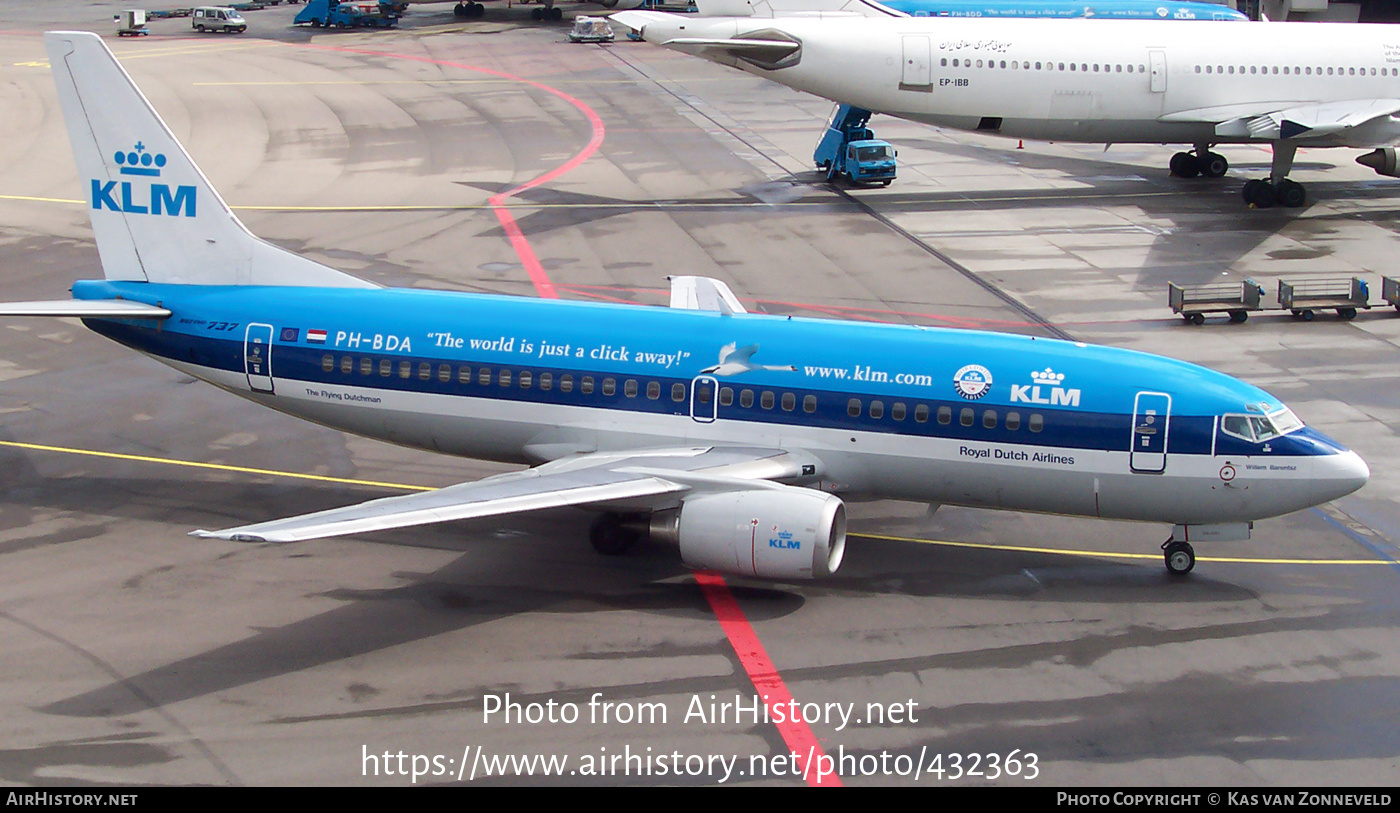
[3,32,1367,580]
[880,0,1246,20]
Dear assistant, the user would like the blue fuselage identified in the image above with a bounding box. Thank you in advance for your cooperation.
[71,279,1364,526]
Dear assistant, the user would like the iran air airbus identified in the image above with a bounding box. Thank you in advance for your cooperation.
[614,0,1400,207]
[3,32,1367,581]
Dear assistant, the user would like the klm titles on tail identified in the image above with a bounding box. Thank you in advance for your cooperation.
[91,143,196,218]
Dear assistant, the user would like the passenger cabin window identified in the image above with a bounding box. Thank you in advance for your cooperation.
[804,395,817,414]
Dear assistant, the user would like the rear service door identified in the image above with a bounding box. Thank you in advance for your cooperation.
[244,323,275,394]
[1130,391,1171,472]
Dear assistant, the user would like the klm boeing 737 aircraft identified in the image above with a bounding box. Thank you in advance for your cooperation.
[1,32,1368,580]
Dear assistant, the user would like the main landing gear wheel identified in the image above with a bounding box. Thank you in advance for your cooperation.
[1169,149,1228,179]
[1243,178,1306,208]
[1169,152,1200,178]
[531,6,564,19]
[454,2,485,16]
[1162,540,1195,576]
[589,513,642,556]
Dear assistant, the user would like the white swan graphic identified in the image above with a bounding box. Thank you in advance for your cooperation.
[700,343,796,377]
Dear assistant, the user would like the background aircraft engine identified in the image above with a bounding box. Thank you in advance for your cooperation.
[665,487,847,580]
[1358,148,1400,178]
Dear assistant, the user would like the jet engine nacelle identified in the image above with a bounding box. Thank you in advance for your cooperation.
[664,487,847,580]
[1357,148,1400,178]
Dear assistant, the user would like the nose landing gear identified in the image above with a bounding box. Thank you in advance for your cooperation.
[1162,539,1196,576]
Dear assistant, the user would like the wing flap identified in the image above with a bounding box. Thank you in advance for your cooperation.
[1162,99,1400,141]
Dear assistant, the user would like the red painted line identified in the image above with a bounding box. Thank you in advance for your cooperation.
[290,42,608,299]
[288,45,835,783]
[694,571,842,787]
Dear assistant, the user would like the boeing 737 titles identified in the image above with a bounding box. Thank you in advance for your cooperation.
[0,32,1367,583]
[615,0,1400,207]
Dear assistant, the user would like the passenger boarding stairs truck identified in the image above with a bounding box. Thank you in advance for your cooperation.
[814,105,897,186]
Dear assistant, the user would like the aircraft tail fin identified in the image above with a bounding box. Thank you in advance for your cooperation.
[44,31,373,288]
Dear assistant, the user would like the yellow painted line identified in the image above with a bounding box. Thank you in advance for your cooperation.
[854,531,1395,567]
[0,439,434,493]
[14,41,276,68]
[0,194,815,211]
[0,194,80,205]
[1,441,1391,566]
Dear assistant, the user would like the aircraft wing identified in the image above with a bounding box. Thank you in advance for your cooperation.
[191,446,820,543]
[1162,99,1400,141]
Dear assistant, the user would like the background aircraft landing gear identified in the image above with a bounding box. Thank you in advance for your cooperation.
[1162,539,1195,576]
[590,513,644,556]
[532,5,564,20]
[454,3,485,17]
[1169,147,1228,179]
[1243,178,1306,209]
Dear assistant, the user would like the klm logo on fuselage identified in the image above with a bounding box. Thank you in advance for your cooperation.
[1009,367,1082,407]
[91,142,196,218]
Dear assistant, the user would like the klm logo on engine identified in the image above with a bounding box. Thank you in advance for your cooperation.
[91,142,196,218]
[769,529,801,550]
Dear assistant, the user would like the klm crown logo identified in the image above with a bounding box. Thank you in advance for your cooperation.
[1010,367,1082,407]
[114,141,166,176]
[92,141,196,218]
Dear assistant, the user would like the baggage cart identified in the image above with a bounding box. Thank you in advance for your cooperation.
[1168,278,1263,325]
[1383,276,1400,311]
[1278,277,1370,321]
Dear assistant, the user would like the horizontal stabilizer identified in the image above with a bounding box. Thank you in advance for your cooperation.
[0,299,171,318]
[664,36,800,53]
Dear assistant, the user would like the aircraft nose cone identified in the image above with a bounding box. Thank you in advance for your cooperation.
[1314,450,1370,504]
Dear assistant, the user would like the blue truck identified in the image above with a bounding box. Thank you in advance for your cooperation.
[813,105,897,186]
[294,0,399,27]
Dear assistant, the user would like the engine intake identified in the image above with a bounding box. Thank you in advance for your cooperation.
[1357,148,1400,178]
[659,487,846,580]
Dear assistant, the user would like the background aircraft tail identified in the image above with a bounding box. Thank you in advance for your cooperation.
[44,31,372,288]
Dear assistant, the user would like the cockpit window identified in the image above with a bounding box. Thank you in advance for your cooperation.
[1221,408,1304,443]
[1222,414,1255,441]
[1269,407,1304,435]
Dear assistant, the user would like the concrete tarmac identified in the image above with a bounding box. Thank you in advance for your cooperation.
[0,2,1398,786]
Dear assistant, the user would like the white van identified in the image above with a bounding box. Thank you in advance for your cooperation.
[192,7,247,33]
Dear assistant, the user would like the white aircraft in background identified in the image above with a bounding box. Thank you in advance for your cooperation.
[614,0,1400,207]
